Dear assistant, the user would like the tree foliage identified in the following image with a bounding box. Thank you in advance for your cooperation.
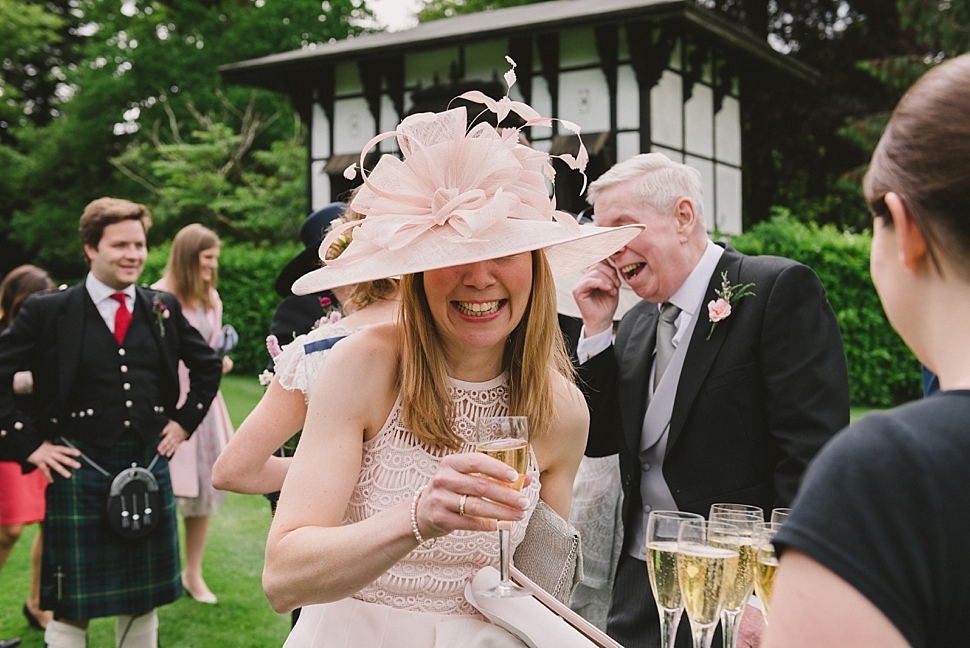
[1,0,373,281]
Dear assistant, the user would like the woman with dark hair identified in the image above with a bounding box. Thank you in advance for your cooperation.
[152,224,234,605]
[764,53,970,648]
[0,265,55,633]
[261,70,642,647]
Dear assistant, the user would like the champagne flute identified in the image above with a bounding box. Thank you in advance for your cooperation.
[677,520,741,648]
[708,511,763,648]
[645,511,704,648]
[709,503,764,521]
[474,416,531,598]
[770,508,791,525]
[753,522,783,623]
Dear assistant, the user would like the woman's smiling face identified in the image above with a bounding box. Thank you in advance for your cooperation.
[422,252,534,361]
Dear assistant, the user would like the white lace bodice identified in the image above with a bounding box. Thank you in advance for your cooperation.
[348,374,541,616]
[273,322,365,397]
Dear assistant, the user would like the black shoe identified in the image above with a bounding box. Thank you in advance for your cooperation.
[23,602,44,630]
[0,637,23,648]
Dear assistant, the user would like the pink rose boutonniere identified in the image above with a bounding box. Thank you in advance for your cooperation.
[314,296,342,328]
[706,271,755,340]
[151,294,170,337]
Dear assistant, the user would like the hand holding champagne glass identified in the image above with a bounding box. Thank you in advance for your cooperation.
[646,511,704,648]
[677,519,741,648]
[474,416,531,598]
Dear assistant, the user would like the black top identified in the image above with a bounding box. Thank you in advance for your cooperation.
[776,391,970,648]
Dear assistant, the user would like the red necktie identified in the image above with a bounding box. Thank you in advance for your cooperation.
[111,293,132,345]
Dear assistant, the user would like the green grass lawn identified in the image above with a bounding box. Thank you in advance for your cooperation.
[0,373,287,647]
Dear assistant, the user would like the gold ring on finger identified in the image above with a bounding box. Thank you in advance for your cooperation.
[459,494,468,516]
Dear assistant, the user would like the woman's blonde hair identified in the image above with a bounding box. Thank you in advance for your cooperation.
[325,199,398,310]
[164,224,221,309]
[398,249,575,451]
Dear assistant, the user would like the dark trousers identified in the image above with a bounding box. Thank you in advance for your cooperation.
[606,552,700,648]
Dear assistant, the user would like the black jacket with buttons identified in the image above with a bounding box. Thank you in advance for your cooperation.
[0,283,222,463]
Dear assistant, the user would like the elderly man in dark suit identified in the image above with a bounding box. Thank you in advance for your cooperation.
[0,198,222,648]
[573,154,849,648]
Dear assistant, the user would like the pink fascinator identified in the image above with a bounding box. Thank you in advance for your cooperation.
[292,58,642,295]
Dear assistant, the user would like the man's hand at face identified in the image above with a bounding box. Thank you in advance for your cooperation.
[157,420,188,457]
[573,259,622,337]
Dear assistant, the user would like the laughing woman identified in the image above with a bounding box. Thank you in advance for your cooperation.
[262,89,642,647]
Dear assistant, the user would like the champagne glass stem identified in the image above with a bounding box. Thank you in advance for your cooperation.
[498,522,512,587]
[659,607,684,648]
[689,623,717,648]
[721,609,742,648]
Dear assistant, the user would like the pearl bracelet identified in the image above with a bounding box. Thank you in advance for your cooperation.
[410,489,437,549]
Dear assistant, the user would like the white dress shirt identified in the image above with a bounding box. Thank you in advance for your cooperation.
[85,273,136,335]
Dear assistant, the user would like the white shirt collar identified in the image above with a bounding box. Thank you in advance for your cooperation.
[666,239,724,317]
[85,272,135,304]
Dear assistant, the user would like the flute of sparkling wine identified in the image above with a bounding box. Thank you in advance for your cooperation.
[474,416,531,598]
[708,511,763,648]
[753,522,783,623]
[645,511,704,648]
[677,520,741,648]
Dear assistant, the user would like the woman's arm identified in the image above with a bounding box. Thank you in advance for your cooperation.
[530,376,589,519]
[211,376,306,494]
[263,327,535,613]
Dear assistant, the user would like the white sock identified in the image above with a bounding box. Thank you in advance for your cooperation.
[44,618,87,648]
[115,610,158,648]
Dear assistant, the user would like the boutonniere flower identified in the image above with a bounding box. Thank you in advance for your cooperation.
[706,271,756,340]
[312,296,342,329]
[151,294,170,337]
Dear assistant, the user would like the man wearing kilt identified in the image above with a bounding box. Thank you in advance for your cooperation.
[0,198,223,648]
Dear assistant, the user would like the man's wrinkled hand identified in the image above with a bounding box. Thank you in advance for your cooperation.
[27,441,82,482]
[157,420,188,457]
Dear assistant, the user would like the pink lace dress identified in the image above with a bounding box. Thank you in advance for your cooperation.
[284,374,540,648]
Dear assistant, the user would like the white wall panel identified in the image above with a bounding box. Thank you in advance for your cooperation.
[652,144,684,163]
[650,70,682,150]
[715,95,741,166]
[684,83,713,158]
[559,69,610,132]
[333,97,376,154]
[560,28,598,67]
[716,163,743,235]
[530,76,553,140]
[617,131,640,163]
[617,65,639,130]
[311,160,331,210]
[685,154,714,231]
[311,102,330,159]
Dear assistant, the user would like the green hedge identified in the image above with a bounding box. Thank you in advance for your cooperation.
[143,241,301,376]
[730,210,921,407]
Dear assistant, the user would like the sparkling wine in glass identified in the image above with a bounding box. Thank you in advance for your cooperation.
[709,503,764,521]
[677,519,741,648]
[475,416,531,598]
[753,522,783,623]
[645,511,704,648]
[708,511,764,648]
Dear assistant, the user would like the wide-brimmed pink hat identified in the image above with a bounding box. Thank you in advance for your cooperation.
[292,60,642,295]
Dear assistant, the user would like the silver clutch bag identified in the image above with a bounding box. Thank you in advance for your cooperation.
[513,499,584,604]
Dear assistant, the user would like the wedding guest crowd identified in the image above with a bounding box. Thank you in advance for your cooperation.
[0,198,222,648]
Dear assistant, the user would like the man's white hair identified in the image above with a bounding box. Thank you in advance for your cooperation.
[587,153,705,226]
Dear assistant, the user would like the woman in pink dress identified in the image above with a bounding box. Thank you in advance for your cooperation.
[153,224,234,605]
[0,265,55,631]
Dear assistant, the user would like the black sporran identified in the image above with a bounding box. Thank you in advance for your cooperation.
[106,463,162,539]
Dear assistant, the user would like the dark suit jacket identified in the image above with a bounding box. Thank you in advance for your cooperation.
[0,283,222,463]
[579,244,849,531]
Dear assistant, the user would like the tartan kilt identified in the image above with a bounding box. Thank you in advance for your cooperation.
[41,432,182,620]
